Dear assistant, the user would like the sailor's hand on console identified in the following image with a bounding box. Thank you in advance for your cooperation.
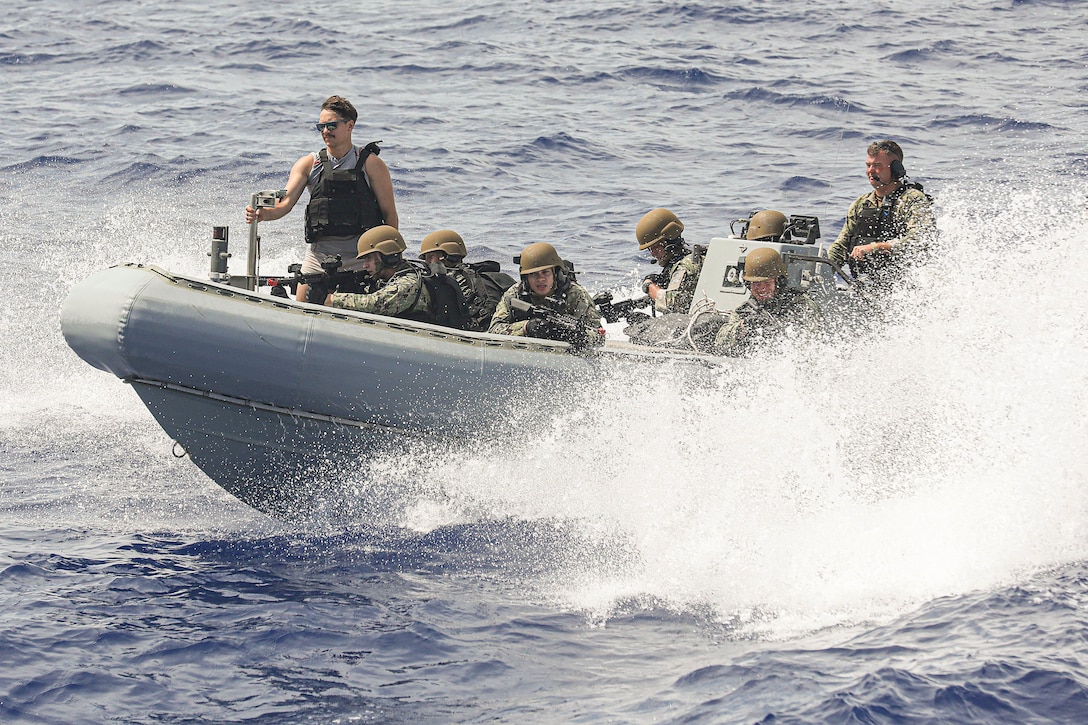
[850,243,874,260]
[850,242,891,261]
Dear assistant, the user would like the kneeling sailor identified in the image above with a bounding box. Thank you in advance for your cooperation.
[713,247,821,357]
[488,242,604,348]
[320,225,432,320]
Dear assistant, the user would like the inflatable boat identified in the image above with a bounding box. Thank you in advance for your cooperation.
[61,208,843,518]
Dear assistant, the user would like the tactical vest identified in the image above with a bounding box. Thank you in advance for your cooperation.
[848,182,930,246]
[657,245,704,288]
[396,262,473,330]
[452,261,516,332]
[738,287,805,321]
[725,288,816,354]
[846,183,926,276]
[304,145,384,244]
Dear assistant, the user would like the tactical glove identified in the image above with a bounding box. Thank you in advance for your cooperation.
[641,273,665,293]
[524,318,555,339]
[305,276,331,305]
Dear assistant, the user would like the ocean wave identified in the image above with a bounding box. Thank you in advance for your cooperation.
[118,82,197,96]
[930,114,1055,133]
[0,51,58,65]
[725,86,870,113]
[779,175,831,192]
[617,65,725,89]
[3,155,88,173]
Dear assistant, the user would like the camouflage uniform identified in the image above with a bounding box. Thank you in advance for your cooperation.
[713,289,822,357]
[328,263,432,318]
[655,251,704,314]
[488,280,603,344]
[827,184,935,269]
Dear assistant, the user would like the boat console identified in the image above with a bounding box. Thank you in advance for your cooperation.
[689,214,846,313]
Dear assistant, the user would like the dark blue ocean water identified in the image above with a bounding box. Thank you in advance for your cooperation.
[4,0,1088,722]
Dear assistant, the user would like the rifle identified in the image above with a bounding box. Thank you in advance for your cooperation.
[509,298,599,348]
[592,291,653,324]
[259,255,373,301]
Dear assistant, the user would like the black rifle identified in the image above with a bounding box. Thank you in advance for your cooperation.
[509,298,596,348]
[259,255,372,300]
[592,291,653,324]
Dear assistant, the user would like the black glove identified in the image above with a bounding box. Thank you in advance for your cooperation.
[305,276,331,305]
[524,318,556,339]
[526,318,591,347]
[641,273,665,293]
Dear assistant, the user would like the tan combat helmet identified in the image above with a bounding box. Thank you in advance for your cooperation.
[519,242,564,275]
[635,208,685,250]
[357,225,407,258]
[419,229,468,260]
[746,210,788,241]
[743,247,788,282]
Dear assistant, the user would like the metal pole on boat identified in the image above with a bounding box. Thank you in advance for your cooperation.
[246,190,287,291]
[209,226,231,283]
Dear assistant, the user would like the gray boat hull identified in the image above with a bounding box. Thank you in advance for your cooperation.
[62,264,697,518]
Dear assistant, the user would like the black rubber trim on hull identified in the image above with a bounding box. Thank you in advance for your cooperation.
[126,376,421,437]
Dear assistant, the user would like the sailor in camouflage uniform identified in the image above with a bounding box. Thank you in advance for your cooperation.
[323,225,432,319]
[635,208,704,315]
[488,242,603,346]
[827,140,936,287]
[713,247,821,357]
[418,229,512,332]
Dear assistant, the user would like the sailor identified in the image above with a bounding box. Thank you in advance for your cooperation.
[713,247,821,357]
[243,95,398,302]
[635,208,704,315]
[745,209,789,242]
[418,230,514,332]
[826,139,936,289]
[320,225,432,320]
[488,242,604,346]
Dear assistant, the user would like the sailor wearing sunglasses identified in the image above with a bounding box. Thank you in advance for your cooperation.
[244,95,399,302]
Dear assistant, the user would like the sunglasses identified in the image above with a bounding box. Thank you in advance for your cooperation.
[314,119,349,132]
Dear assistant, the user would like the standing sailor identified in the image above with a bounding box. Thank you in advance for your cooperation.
[244,95,398,301]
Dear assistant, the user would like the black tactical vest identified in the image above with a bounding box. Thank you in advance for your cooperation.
[304,146,384,243]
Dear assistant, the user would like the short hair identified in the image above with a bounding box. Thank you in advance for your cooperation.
[867,139,903,161]
[321,96,358,122]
